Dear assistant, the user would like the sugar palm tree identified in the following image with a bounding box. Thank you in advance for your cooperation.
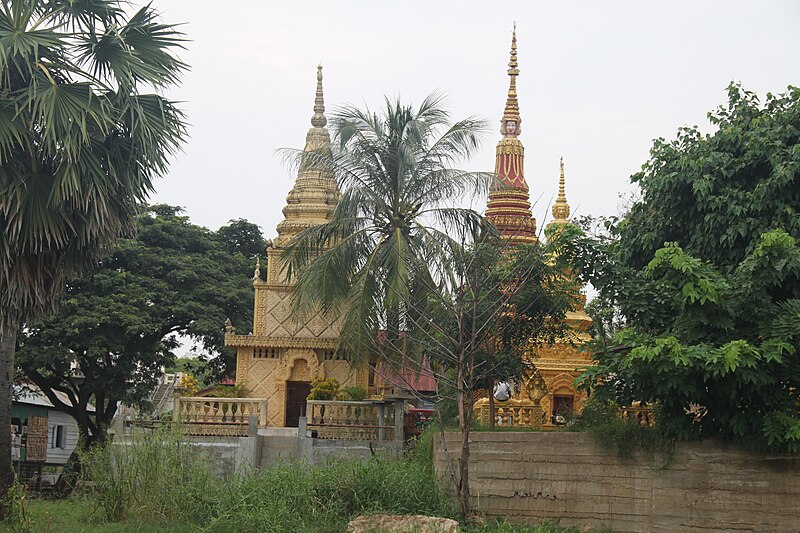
[282,94,491,359]
[0,0,186,506]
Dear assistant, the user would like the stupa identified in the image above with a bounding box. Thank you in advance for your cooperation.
[224,66,368,427]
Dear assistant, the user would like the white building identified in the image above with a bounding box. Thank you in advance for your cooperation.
[12,385,93,465]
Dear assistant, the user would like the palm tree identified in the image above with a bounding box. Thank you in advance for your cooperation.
[0,0,186,506]
[283,94,491,359]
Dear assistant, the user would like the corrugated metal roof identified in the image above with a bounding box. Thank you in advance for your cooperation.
[14,384,96,413]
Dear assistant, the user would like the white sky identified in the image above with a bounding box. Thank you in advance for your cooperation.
[148,0,800,238]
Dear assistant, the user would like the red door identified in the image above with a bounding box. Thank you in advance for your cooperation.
[285,381,311,427]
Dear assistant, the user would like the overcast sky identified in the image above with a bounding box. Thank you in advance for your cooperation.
[147,0,800,239]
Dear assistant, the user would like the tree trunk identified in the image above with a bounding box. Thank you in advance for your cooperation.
[0,326,18,517]
[55,409,111,497]
[456,367,471,521]
[55,423,93,497]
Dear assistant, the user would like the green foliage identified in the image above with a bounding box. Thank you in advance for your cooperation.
[0,0,187,331]
[216,219,267,258]
[3,481,33,533]
[307,377,341,400]
[0,0,187,508]
[570,397,665,457]
[620,84,800,272]
[72,428,453,533]
[81,428,216,524]
[282,94,491,360]
[207,459,452,533]
[341,385,369,401]
[16,206,260,444]
[573,85,800,453]
[205,383,247,398]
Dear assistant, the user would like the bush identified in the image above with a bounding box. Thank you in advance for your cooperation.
[341,385,369,401]
[307,377,340,400]
[81,427,218,524]
[204,456,453,533]
[77,426,452,532]
[570,396,667,457]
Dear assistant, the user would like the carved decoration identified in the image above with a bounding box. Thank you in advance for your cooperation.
[276,348,321,383]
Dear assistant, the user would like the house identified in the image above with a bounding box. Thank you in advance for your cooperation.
[12,384,92,465]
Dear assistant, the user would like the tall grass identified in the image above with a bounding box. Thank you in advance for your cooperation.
[81,427,217,524]
[205,458,452,533]
[80,428,453,532]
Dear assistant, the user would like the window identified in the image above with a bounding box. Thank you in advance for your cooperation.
[50,425,67,449]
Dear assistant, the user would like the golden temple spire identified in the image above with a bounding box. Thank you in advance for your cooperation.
[549,157,571,226]
[485,25,537,245]
[501,24,521,137]
[311,64,326,128]
[274,65,339,249]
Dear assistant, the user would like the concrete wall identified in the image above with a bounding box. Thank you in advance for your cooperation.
[434,432,800,533]
[181,433,399,474]
[259,435,399,467]
[184,436,260,479]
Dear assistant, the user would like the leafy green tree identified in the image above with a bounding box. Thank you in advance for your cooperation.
[282,94,491,357]
[17,206,260,448]
[575,85,800,452]
[216,218,267,258]
[0,0,186,506]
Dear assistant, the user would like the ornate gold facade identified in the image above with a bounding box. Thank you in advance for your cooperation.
[225,66,367,427]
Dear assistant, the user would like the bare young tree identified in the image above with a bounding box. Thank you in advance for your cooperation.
[362,230,577,520]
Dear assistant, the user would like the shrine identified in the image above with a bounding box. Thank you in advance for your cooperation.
[475,28,594,428]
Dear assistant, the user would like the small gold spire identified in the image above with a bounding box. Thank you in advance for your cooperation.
[550,157,571,224]
[253,256,262,280]
[311,64,326,128]
[501,25,521,137]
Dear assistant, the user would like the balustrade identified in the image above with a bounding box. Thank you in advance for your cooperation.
[306,400,401,441]
[174,397,268,436]
[474,398,543,429]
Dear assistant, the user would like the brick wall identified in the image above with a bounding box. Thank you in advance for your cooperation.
[434,432,800,532]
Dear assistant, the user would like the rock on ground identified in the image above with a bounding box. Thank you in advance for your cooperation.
[347,514,459,533]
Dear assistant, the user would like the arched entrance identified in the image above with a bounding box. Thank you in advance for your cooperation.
[280,351,319,427]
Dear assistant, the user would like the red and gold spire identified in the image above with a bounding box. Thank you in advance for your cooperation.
[485,26,538,245]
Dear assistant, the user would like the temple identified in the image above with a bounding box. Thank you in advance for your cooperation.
[533,156,594,424]
[224,66,368,427]
[228,30,594,429]
[475,29,594,427]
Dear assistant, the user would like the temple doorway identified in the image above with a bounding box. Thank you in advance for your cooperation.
[285,381,311,427]
[552,394,574,424]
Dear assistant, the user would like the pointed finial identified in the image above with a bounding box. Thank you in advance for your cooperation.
[551,156,571,223]
[253,256,262,280]
[311,64,327,128]
[501,25,521,136]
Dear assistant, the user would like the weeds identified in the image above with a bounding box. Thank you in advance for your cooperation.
[81,426,217,524]
[570,396,671,457]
